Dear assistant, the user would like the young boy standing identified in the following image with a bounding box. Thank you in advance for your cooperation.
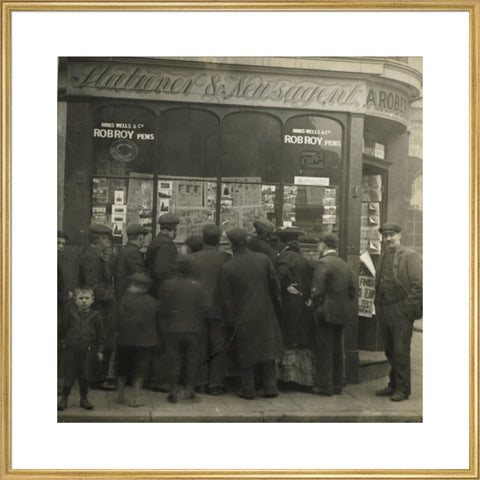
[116,272,160,407]
[159,257,205,403]
[58,287,105,411]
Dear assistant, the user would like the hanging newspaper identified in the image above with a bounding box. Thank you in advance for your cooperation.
[358,251,376,318]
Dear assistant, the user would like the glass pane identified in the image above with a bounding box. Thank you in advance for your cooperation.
[219,179,279,232]
[93,105,156,176]
[158,108,220,177]
[91,175,154,253]
[156,176,217,244]
[283,184,340,259]
[284,115,343,185]
[222,112,281,183]
[360,174,383,254]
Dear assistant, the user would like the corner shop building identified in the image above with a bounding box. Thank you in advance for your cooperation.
[58,57,422,382]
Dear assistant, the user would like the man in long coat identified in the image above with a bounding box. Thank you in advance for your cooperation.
[188,224,232,395]
[220,228,283,399]
[247,218,278,265]
[146,214,179,297]
[113,224,149,300]
[145,213,179,391]
[78,224,116,389]
[374,222,422,402]
[274,226,312,350]
[311,232,356,396]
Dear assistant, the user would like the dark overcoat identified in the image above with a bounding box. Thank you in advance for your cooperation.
[113,242,148,299]
[374,244,422,320]
[145,233,178,294]
[158,276,205,335]
[78,245,115,305]
[247,235,278,265]
[78,245,116,339]
[220,246,284,368]
[188,246,232,319]
[275,244,313,348]
[116,292,160,347]
[311,252,357,325]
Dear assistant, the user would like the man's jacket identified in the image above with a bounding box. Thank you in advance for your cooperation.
[375,244,423,320]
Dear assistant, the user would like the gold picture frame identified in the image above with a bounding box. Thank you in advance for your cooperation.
[1,2,478,478]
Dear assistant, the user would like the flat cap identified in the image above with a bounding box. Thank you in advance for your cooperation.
[226,228,248,245]
[318,232,339,249]
[253,218,275,233]
[58,230,68,240]
[379,222,402,234]
[158,213,180,226]
[185,235,204,253]
[273,226,305,238]
[89,224,112,235]
[202,224,222,242]
[128,272,152,288]
[126,224,149,236]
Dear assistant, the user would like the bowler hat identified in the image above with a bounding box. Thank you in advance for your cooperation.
[185,235,204,253]
[126,224,149,236]
[226,228,248,245]
[89,224,112,236]
[202,224,222,243]
[253,219,275,234]
[379,222,402,234]
[158,213,180,226]
[128,272,152,289]
[273,226,305,238]
[318,232,339,249]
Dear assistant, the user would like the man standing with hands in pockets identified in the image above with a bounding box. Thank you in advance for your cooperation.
[374,222,422,402]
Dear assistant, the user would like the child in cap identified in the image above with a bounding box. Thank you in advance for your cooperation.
[116,272,160,407]
[58,287,105,411]
[158,257,205,403]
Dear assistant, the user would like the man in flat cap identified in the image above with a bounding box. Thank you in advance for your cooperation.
[78,224,117,389]
[311,232,356,396]
[188,224,232,395]
[146,214,180,295]
[374,222,422,402]
[185,235,204,254]
[273,227,314,388]
[247,218,278,265]
[145,213,180,391]
[220,228,283,400]
[57,230,72,394]
[113,224,150,300]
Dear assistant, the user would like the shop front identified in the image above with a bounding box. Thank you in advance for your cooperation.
[58,57,422,382]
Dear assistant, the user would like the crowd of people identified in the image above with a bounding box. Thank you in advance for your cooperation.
[57,215,422,411]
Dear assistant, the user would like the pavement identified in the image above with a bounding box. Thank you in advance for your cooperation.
[58,322,422,423]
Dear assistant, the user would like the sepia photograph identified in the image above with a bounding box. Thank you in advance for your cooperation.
[57,55,424,423]
[2,4,476,478]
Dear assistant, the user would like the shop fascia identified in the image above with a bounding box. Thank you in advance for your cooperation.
[67,60,410,124]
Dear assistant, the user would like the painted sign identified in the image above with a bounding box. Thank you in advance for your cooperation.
[68,61,411,124]
[93,122,155,141]
[294,176,330,186]
[365,84,409,122]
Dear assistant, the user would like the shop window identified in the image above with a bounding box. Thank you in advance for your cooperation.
[93,105,156,176]
[218,180,279,234]
[158,108,220,178]
[91,175,154,251]
[360,166,387,255]
[283,115,343,185]
[222,112,281,183]
[155,177,217,243]
[282,184,340,260]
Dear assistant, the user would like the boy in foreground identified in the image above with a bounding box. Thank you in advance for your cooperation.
[58,287,105,411]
